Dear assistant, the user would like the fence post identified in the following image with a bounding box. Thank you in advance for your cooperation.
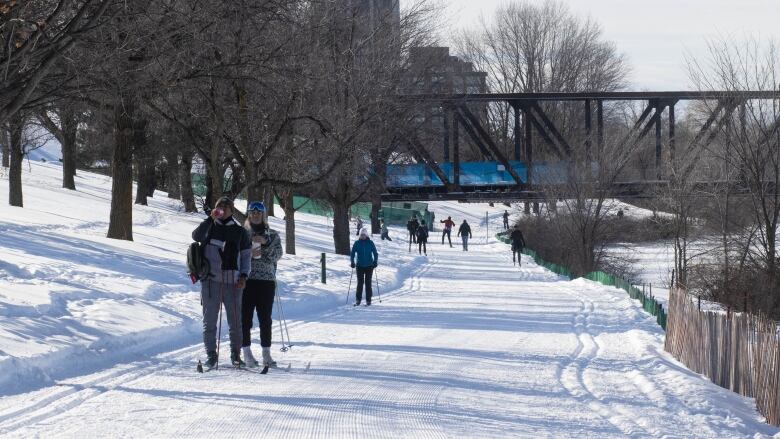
[320,253,326,284]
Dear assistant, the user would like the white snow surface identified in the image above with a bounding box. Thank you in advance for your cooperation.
[0,162,778,437]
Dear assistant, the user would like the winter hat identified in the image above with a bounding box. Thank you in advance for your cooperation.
[359,227,369,237]
[215,196,234,209]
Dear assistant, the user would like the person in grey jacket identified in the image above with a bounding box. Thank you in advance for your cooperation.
[191,196,252,369]
[241,201,283,367]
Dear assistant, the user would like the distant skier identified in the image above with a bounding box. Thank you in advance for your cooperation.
[192,196,252,369]
[407,216,419,244]
[440,216,455,247]
[242,201,283,368]
[503,210,510,230]
[510,224,527,266]
[380,219,392,241]
[355,217,364,236]
[457,220,472,251]
[416,220,429,255]
[350,228,378,306]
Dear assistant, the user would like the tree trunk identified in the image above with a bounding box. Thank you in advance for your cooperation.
[180,151,197,212]
[60,107,78,190]
[1,133,8,167]
[244,163,262,202]
[107,98,136,241]
[264,185,275,217]
[283,194,296,255]
[134,120,153,205]
[332,197,351,255]
[166,153,181,199]
[370,197,381,235]
[8,115,24,207]
[208,145,223,208]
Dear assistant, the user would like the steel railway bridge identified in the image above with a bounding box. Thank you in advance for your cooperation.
[382,91,780,202]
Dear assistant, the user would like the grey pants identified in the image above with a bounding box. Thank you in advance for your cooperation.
[462,235,469,251]
[201,278,243,354]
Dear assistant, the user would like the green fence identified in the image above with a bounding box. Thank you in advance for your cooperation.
[496,233,667,331]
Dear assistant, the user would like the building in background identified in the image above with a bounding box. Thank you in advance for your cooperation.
[404,46,489,162]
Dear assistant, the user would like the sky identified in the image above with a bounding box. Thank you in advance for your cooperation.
[402,0,780,90]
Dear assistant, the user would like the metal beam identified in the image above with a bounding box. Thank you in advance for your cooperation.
[513,103,522,161]
[669,103,676,162]
[597,100,604,157]
[400,90,780,103]
[529,102,573,156]
[454,111,492,159]
[585,99,592,158]
[407,136,451,187]
[522,103,565,159]
[457,105,524,186]
[524,106,534,185]
[443,107,450,162]
[453,113,460,187]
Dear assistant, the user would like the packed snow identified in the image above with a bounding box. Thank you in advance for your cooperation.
[0,161,777,438]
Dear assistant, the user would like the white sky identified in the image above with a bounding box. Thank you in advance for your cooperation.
[403,0,780,90]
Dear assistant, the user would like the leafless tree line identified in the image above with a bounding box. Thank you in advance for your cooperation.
[0,0,442,255]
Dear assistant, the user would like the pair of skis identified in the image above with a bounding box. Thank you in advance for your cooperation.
[197,360,270,374]
[197,360,309,374]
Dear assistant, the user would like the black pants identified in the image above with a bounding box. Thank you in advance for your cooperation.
[381,231,392,241]
[418,239,427,254]
[242,279,276,348]
[409,230,417,243]
[442,229,452,246]
[355,266,374,303]
[512,247,523,265]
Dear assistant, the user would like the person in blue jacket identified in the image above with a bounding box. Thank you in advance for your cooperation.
[350,227,378,306]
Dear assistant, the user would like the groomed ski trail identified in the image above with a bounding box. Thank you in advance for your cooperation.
[1,240,775,438]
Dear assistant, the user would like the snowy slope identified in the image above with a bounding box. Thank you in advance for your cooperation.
[0,162,777,437]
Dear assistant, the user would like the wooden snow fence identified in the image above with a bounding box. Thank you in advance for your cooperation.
[665,287,780,426]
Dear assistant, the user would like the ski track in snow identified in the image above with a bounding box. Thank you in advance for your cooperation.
[1,162,779,438]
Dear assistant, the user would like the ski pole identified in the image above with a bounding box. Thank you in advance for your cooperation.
[345,267,355,305]
[276,288,293,351]
[275,293,287,352]
[375,268,382,303]
[230,281,242,365]
[216,274,226,370]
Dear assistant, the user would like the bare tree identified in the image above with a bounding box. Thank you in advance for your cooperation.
[37,102,81,189]
[686,36,780,314]
[453,0,629,157]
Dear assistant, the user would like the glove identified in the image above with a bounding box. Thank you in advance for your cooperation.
[372,263,378,268]
[350,263,355,268]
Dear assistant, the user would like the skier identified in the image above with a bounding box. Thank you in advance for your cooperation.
[192,196,252,369]
[350,228,378,306]
[355,217,364,236]
[241,201,283,368]
[510,224,527,266]
[416,220,429,255]
[380,219,392,241]
[440,216,455,247]
[407,216,419,243]
[503,210,510,230]
[457,219,472,251]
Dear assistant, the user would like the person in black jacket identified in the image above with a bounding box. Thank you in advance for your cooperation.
[191,196,252,369]
[407,216,419,244]
[457,220,472,251]
[510,225,526,266]
[416,220,429,255]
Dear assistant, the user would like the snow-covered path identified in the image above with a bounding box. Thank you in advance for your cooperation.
[1,239,774,438]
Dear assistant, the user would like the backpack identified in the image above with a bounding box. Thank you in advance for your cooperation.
[187,241,211,283]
